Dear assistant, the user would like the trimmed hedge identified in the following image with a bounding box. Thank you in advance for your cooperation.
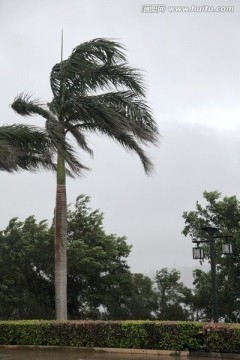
[0,321,240,353]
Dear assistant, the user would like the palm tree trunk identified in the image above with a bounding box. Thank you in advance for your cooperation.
[55,153,67,320]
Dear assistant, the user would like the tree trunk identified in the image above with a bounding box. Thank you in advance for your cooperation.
[55,153,67,320]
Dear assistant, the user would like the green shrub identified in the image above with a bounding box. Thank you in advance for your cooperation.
[203,323,240,353]
[146,322,203,351]
[0,320,239,353]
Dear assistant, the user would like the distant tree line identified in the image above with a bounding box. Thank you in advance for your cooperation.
[1,191,240,321]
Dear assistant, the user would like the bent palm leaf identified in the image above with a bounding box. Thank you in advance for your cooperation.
[0,125,55,172]
[12,95,89,175]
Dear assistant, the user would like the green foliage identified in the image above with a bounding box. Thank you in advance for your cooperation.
[66,195,132,319]
[0,321,206,351]
[155,268,189,320]
[0,195,158,320]
[1,200,197,321]
[153,322,202,351]
[182,191,240,322]
[2,320,240,353]
[1,198,208,322]
[121,274,158,320]
[0,124,57,173]
[1,194,203,321]
[0,217,54,319]
[203,323,240,353]
[192,269,212,320]
[108,322,151,349]
[12,38,160,178]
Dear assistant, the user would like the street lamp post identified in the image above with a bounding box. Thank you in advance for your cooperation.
[192,226,232,323]
[202,226,219,323]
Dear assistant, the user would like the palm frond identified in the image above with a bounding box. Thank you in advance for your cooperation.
[0,125,56,172]
[50,38,145,99]
[51,63,145,98]
[63,96,127,135]
[72,38,126,64]
[79,123,154,174]
[46,118,89,174]
[116,133,154,174]
[61,91,159,145]
[11,94,88,176]
[11,93,51,120]
[64,123,93,156]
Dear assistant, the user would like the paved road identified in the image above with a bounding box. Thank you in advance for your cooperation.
[0,350,236,360]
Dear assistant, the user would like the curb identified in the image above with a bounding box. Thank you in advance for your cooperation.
[94,347,189,356]
[0,345,239,358]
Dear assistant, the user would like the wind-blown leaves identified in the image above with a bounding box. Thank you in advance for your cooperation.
[51,38,145,101]
[11,94,88,175]
[12,38,159,175]
[49,39,159,174]
[12,39,159,174]
[50,38,144,97]
[0,125,55,172]
[62,91,159,142]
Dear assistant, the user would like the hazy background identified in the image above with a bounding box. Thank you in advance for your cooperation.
[1,0,240,286]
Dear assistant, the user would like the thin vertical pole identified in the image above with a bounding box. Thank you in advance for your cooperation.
[209,231,218,323]
[61,29,63,61]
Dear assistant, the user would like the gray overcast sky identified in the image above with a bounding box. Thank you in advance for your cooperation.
[1,0,240,284]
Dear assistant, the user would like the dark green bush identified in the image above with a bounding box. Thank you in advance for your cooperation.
[0,320,239,353]
[203,323,240,353]
[145,322,203,351]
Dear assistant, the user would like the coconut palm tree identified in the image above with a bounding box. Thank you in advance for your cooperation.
[11,38,160,320]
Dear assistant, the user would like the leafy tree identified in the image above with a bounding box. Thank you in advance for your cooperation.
[0,194,162,320]
[124,273,158,320]
[66,195,132,319]
[0,216,54,319]
[154,268,189,320]
[11,38,160,319]
[182,191,240,322]
[1,194,154,320]
[183,269,212,321]
[67,196,157,320]
[99,272,158,320]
